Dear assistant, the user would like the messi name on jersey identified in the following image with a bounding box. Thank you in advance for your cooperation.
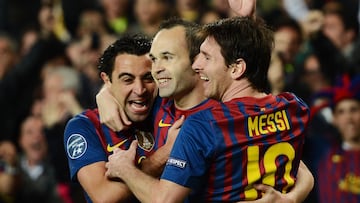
[247,110,290,137]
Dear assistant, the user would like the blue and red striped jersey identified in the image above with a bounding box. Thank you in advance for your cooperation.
[152,98,219,150]
[64,109,154,203]
[317,144,360,203]
[161,92,310,202]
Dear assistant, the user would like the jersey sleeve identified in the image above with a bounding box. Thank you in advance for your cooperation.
[160,113,216,189]
[63,114,108,181]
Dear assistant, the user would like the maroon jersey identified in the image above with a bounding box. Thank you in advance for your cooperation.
[152,98,218,150]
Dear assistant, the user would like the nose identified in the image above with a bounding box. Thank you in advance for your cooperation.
[152,60,164,75]
[192,56,202,72]
[133,79,146,95]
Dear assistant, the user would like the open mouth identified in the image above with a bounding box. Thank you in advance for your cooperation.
[30,142,43,151]
[156,78,171,87]
[200,76,209,81]
[129,100,150,113]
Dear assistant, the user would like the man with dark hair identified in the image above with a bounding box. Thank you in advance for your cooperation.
[104,16,311,202]
[63,34,157,203]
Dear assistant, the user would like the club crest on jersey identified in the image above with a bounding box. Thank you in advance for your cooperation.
[66,134,87,159]
[134,130,154,152]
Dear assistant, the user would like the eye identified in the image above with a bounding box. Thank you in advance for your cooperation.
[150,55,156,63]
[163,54,173,61]
[143,73,154,83]
[121,76,134,84]
[204,54,210,60]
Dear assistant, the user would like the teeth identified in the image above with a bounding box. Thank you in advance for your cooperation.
[157,78,170,84]
[131,101,147,106]
[200,76,209,81]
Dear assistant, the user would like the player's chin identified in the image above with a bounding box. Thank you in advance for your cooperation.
[128,113,150,123]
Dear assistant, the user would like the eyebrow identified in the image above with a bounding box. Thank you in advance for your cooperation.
[161,51,175,56]
[150,51,175,58]
[200,50,210,57]
[118,72,135,79]
[118,72,153,79]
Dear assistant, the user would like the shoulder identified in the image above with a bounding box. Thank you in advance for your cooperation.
[278,92,309,107]
[66,109,98,126]
[64,109,99,138]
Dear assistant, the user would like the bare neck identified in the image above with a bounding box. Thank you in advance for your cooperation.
[222,79,267,102]
[173,82,207,110]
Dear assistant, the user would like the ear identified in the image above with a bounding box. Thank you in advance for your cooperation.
[100,72,111,86]
[230,59,246,80]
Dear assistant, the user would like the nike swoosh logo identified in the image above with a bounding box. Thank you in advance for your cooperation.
[158,119,172,127]
[107,139,128,152]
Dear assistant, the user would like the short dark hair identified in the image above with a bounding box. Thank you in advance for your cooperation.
[323,2,359,37]
[201,16,274,92]
[159,17,205,64]
[97,34,152,80]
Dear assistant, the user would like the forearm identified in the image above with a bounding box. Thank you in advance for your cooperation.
[288,161,314,203]
[78,163,134,202]
[85,181,133,203]
[121,166,158,203]
[106,141,188,203]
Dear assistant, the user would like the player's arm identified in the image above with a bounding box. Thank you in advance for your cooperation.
[64,117,134,202]
[106,141,191,203]
[141,116,185,177]
[240,161,314,203]
[286,161,314,202]
[77,161,134,202]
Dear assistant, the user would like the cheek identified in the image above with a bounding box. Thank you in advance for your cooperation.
[353,114,360,124]
[145,83,157,93]
[111,87,129,105]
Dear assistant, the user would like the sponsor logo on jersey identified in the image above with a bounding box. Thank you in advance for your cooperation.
[107,139,128,152]
[135,130,154,152]
[166,157,186,169]
[67,134,87,159]
[158,119,172,127]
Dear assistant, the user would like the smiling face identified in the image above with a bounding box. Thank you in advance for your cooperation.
[192,36,232,100]
[103,53,156,122]
[150,26,198,99]
[333,99,360,144]
[19,116,47,163]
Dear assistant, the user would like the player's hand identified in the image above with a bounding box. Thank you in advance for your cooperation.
[96,86,131,132]
[239,184,295,203]
[106,140,138,179]
[228,0,256,18]
[165,115,185,148]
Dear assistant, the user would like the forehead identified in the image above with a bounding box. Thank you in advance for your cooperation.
[22,117,43,131]
[275,27,299,41]
[335,99,360,111]
[200,36,221,55]
[150,26,188,55]
[113,53,152,75]
[324,13,343,24]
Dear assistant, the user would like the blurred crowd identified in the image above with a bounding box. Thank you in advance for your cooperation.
[0,0,359,202]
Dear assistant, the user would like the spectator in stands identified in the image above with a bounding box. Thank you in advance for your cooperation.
[16,116,64,203]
